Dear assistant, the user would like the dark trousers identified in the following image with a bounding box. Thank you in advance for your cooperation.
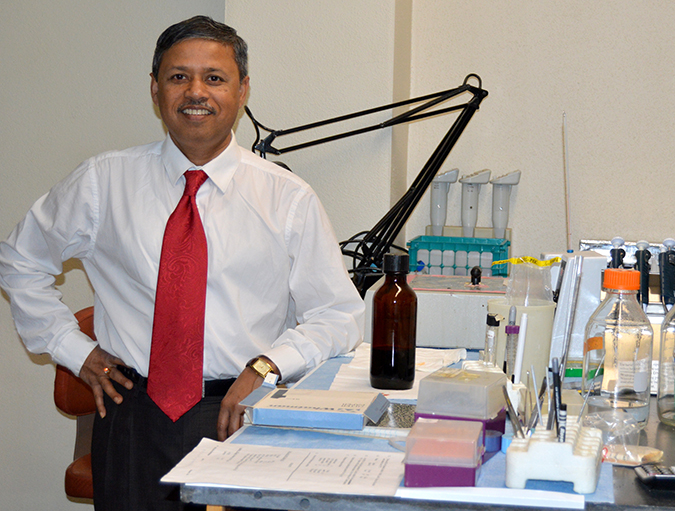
[92,379,232,511]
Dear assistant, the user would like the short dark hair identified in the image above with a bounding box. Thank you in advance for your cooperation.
[152,15,248,82]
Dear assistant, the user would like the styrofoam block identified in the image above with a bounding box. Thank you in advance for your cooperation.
[505,424,603,494]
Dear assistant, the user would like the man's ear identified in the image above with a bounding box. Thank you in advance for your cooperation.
[238,75,250,105]
[150,73,159,106]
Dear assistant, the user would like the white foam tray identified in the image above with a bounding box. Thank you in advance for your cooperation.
[505,423,603,494]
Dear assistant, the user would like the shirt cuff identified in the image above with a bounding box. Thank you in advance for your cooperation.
[262,343,307,383]
[52,329,98,377]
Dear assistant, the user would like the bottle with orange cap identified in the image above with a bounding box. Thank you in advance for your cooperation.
[582,268,654,427]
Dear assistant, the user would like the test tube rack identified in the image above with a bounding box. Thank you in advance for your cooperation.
[505,423,603,494]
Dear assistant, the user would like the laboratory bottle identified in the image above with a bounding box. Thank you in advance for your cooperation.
[582,269,653,426]
[657,304,675,426]
[370,253,417,390]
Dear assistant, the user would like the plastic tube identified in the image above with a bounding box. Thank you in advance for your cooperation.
[513,313,528,384]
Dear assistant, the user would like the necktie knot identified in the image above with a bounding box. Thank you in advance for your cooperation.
[183,170,208,197]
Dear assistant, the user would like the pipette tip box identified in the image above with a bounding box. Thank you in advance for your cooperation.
[404,418,484,487]
[415,367,507,458]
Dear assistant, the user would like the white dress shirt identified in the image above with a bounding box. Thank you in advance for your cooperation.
[0,134,364,381]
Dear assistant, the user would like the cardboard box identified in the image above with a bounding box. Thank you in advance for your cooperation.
[242,388,389,430]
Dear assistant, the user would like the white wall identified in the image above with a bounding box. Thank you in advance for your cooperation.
[225,0,398,247]
[405,0,675,257]
[3,1,675,509]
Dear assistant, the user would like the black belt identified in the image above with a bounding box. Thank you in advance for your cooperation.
[117,365,236,397]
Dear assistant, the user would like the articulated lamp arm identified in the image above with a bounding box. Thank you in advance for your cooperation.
[244,74,488,295]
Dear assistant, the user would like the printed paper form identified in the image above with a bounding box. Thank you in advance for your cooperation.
[329,343,466,400]
[162,437,405,496]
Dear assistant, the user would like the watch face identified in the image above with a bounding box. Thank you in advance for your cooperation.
[252,359,271,376]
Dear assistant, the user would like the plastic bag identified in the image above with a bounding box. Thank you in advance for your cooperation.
[582,411,663,466]
[505,260,554,306]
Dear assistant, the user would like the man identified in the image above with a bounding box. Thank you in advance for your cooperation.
[0,16,364,511]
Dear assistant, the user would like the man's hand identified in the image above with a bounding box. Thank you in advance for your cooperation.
[217,367,263,441]
[79,345,133,418]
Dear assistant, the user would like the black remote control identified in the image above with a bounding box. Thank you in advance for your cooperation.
[635,463,675,490]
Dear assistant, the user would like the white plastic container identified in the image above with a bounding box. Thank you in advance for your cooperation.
[442,249,455,267]
[455,250,468,271]
[416,249,429,266]
[505,423,603,494]
[416,367,506,421]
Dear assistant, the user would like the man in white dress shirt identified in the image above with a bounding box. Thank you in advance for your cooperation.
[0,16,364,511]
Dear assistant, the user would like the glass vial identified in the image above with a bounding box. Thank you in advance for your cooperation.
[582,269,653,426]
[658,305,675,426]
[483,313,500,367]
[370,253,417,390]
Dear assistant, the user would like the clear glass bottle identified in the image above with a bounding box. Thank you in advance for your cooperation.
[582,269,653,426]
[658,305,675,426]
[370,253,417,390]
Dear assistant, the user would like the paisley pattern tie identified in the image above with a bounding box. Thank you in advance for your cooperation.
[148,170,209,422]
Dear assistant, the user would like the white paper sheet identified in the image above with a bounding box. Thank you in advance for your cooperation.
[162,438,405,496]
[330,343,466,399]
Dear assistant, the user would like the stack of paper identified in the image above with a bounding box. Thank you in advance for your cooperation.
[162,438,405,496]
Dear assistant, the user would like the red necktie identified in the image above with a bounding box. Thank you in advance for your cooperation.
[148,170,209,422]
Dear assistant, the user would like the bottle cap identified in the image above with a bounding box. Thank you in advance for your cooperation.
[383,253,409,274]
[603,268,640,291]
[486,313,500,327]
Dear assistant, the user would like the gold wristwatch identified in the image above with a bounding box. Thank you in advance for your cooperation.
[246,357,275,379]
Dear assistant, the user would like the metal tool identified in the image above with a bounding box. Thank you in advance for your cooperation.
[502,385,525,438]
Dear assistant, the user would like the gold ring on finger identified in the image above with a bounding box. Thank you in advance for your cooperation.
[103,367,111,376]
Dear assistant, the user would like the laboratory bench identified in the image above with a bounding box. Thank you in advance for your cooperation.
[180,354,675,511]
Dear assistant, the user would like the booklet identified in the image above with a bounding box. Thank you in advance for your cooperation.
[242,388,390,430]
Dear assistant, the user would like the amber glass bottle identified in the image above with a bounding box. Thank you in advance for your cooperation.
[370,253,417,390]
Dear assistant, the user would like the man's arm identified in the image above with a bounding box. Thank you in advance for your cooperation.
[216,189,364,439]
[0,165,135,416]
[262,189,366,380]
[0,166,98,375]
[217,356,280,440]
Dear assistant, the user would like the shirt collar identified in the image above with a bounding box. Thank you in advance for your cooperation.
[160,132,241,194]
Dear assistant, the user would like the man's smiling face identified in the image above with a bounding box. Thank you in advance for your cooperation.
[151,38,249,165]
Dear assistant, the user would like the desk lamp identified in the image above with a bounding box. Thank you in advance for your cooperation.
[245,74,488,295]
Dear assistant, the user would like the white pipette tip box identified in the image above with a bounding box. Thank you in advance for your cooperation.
[505,423,603,494]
